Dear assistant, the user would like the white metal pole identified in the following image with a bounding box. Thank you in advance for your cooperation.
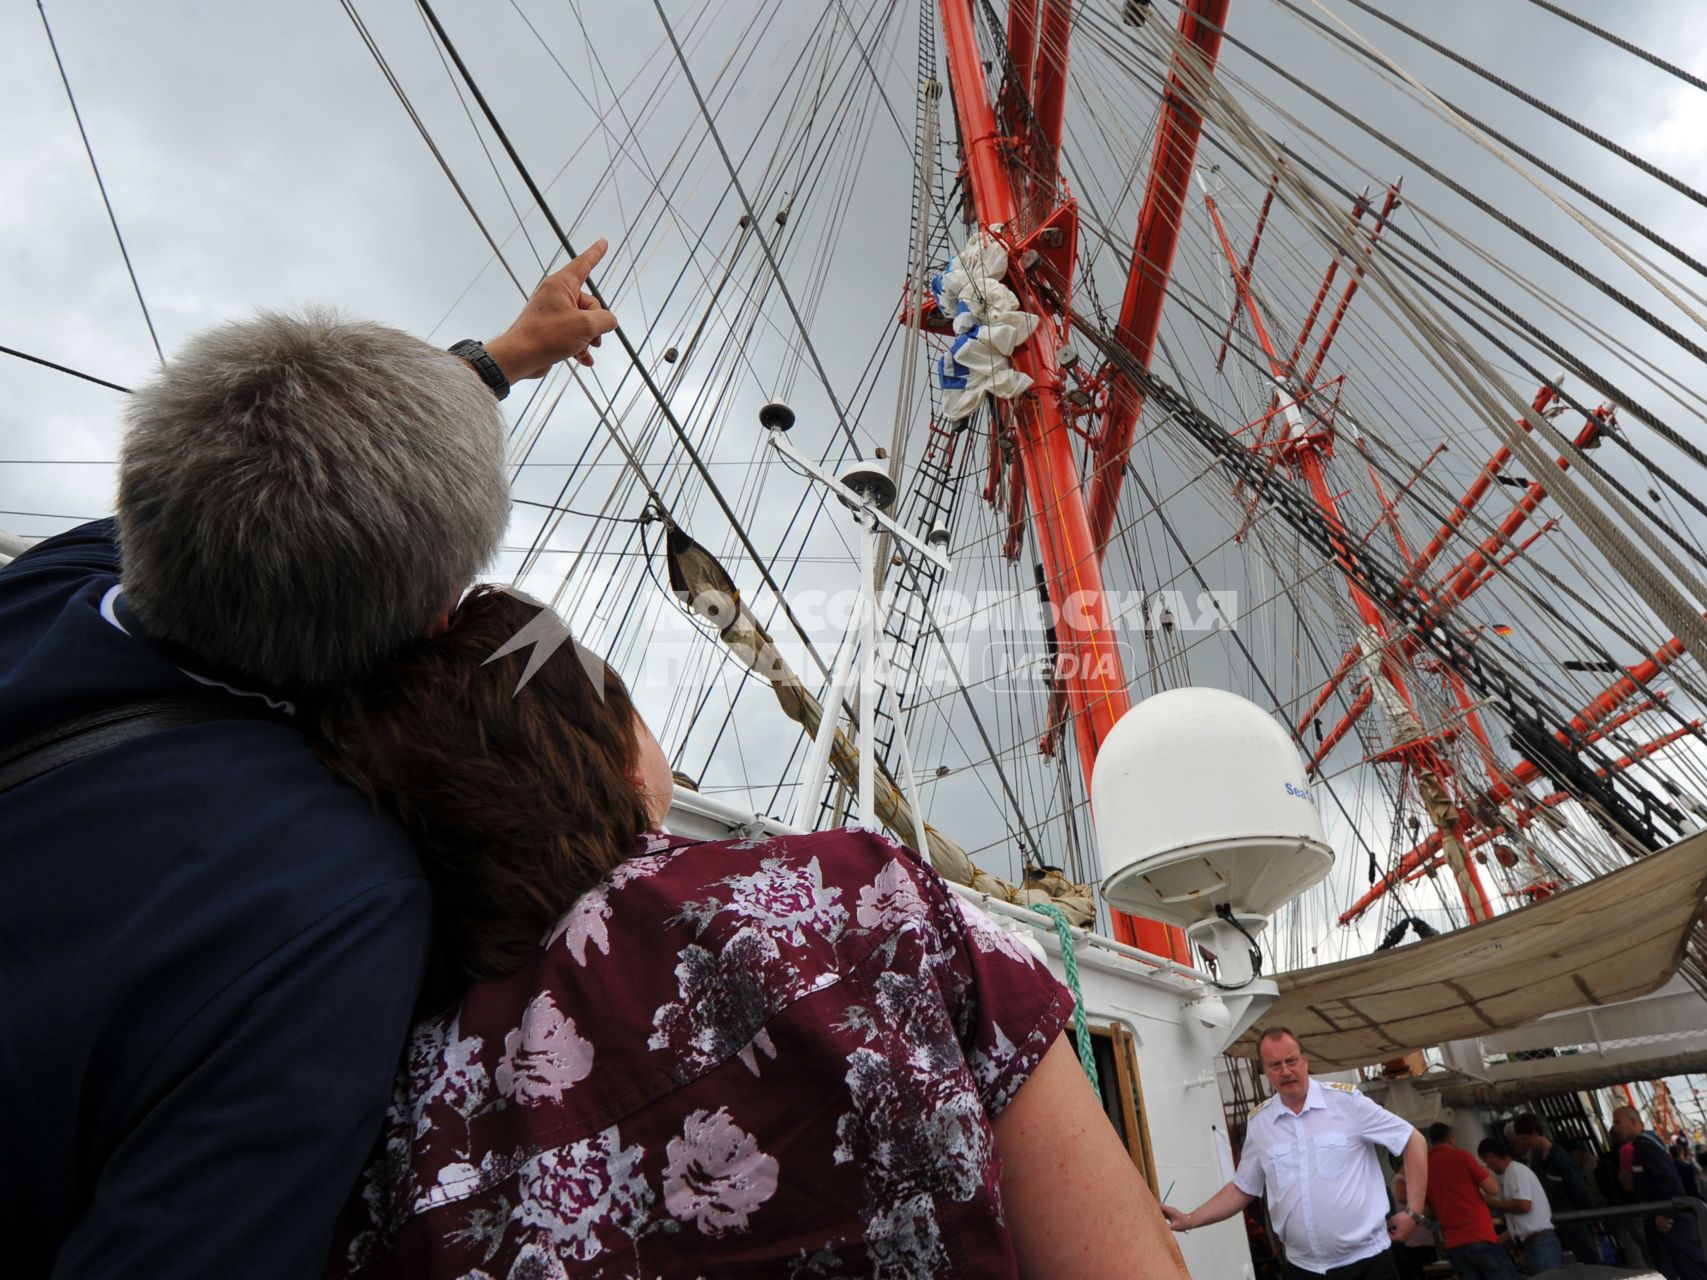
[857,509,879,828]
[789,612,862,831]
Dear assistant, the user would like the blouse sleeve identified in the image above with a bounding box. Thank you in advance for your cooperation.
[845,833,1076,1117]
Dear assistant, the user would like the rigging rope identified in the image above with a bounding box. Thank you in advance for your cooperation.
[651,0,865,453]
[1266,0,1707,294]
[1517,0,1707,96]
[1029,902,1101,1093]
[412,0,836,683]
[1331,0,1707,215]
[36,0,161,363]
[0,345,130,395]
[1300,0,1707,340]
[1140,12,1707,762]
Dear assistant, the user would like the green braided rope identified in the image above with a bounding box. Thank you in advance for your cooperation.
[1030,903,1100,1095]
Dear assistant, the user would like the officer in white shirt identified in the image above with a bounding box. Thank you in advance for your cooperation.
[1479,1137,1562,1274]
[1161,1027,1429,1279]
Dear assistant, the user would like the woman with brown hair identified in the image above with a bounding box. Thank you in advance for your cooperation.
[320,586,1187,1279]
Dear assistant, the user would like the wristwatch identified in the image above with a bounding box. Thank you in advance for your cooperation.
[450,339,510,401]
[1399,1208,1424,1224]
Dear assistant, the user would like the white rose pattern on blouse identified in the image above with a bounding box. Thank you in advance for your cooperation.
[513,1127,653,1263]
[495,992,594,1106]
[661,1106,780,1236]
[329,830,1074,1279]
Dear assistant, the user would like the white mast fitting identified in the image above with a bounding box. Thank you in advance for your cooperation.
[762,401,948,836]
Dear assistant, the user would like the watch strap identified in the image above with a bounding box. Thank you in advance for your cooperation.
[450,339,510,401]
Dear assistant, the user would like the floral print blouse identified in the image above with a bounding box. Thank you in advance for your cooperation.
[328,827,1074,1278]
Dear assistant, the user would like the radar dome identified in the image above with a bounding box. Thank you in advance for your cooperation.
[1091,688,1332,975]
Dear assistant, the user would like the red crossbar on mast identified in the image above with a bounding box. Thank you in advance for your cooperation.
[936,0,1192,963]
[1086,0,1231,552]
[1390,721,1699,894]
[1338,639,1693,924]
[1403,385,1559,588]
[1435,410,1612,607]
[1316,390,1602,727]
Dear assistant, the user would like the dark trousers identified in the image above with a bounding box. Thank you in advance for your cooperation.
[1649,1212,1707,1280]
[1555,1220,1599,1266]
[1392,1244,1433,1280]
[1282,1250,1400,1280]
[1445,1240,1520,1280]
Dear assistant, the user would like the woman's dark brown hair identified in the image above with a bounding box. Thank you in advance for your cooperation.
[319,585,650,999]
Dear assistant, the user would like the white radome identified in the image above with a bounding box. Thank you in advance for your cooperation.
[1091,688,1334,939]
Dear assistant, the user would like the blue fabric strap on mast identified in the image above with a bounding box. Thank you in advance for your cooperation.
[1030,903,1100,1094]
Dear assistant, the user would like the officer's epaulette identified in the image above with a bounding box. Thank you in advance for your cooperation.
[1325,1081,1359,1093]
[1251,1095,1276,1117]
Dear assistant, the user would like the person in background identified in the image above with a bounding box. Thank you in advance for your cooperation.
[1612,1105,1707,1280]
[1161,1028,1427,1280]
[1511,1113,1599,1265]
[317,587,1190,1278]
[1673,1141,1704,1199]
[1479,1138,1560,1274]
[0,242,617,1279]
[1426,1123,1517,1280]
[1391,1155,1440,1280]
[1561,1138,1603,1205]
[1595,1143,1652,1268]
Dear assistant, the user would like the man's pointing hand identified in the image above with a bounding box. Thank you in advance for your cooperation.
[486,238,619,382]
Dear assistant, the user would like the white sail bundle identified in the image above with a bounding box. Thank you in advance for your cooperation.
[931,231,1040,420]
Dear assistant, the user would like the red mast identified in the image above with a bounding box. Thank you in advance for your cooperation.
[935,0,1232,964]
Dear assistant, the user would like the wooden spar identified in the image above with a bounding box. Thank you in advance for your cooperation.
[937,0,1190,962]
[1201,175,1494,921]
[1003,454,1026,561]
[983,403,1006,506]
[1086,0,1231,553]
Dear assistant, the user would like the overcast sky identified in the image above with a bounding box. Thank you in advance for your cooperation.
[5,0,1707,973]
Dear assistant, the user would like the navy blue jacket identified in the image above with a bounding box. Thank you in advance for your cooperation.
[0,521,432,1278]
[1630,1131,1689,1203]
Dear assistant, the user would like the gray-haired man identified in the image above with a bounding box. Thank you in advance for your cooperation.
[0,242,615,1278]
[1161,1028,1428,1279]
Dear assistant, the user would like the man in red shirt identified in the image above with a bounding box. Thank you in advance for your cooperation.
[1426,1123,1518,1279]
